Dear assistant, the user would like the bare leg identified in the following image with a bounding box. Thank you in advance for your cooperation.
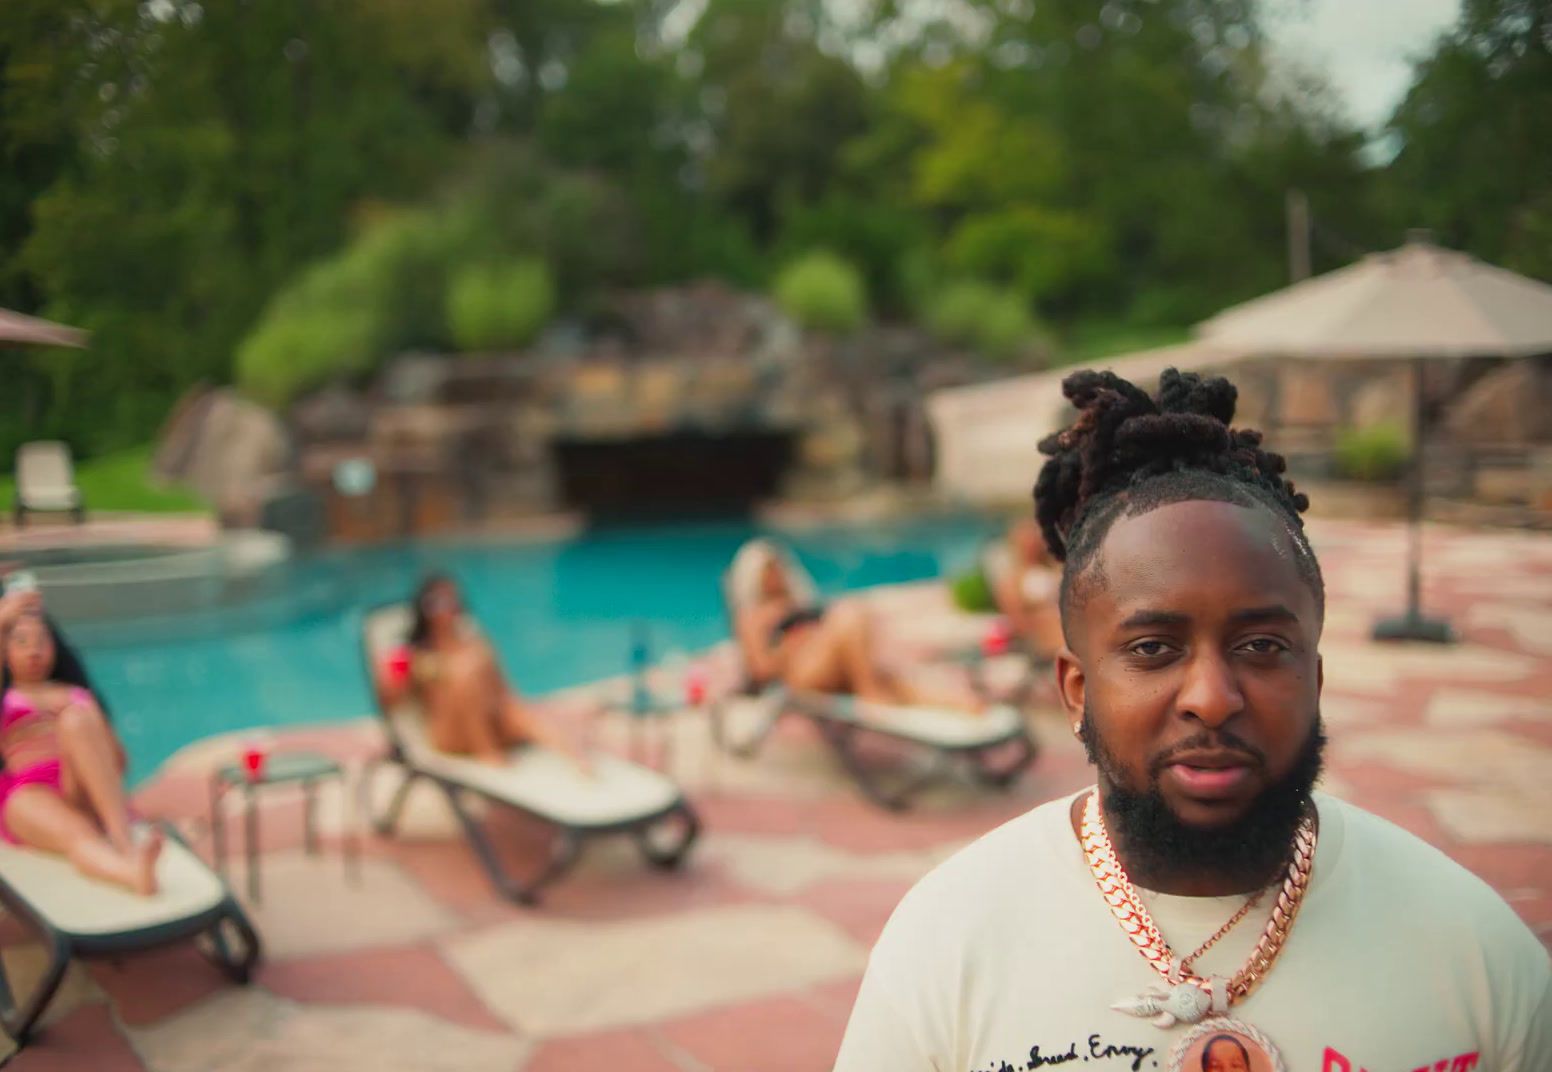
[427,639,590,772]
[788,603,985,712]
[56,702,135,853]
[498,697,591,772]
[456,642,586,767]
[5,787,161,895]
[785,602,902,703]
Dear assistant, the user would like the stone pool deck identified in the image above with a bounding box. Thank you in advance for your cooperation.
[5,518,1551,1070]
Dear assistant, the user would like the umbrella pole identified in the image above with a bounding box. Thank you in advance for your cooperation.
[1372,356,1454,643]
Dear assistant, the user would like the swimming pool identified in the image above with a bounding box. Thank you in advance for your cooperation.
[68,513,1000,784]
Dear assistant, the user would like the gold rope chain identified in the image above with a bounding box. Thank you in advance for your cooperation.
[1079,790,1317,1006]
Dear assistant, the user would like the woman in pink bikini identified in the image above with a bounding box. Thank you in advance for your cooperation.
[0,609,160,895]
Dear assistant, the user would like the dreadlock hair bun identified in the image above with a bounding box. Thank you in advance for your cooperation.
[1032,367,1322,612]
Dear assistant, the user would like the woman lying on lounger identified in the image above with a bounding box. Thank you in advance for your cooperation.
[990,519,1064,659]
[378,575,590,771]
[731,540,972,710]
[0,603,160,895]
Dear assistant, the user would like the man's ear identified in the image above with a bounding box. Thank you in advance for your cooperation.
[1055,647,1085,726]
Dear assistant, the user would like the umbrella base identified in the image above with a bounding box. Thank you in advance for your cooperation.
[1371,612,1454,644]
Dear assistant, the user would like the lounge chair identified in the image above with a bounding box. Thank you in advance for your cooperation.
[0,824,259,1048]
[13,441,85,525]
[711,541,1039,811]
[358,604,700,905]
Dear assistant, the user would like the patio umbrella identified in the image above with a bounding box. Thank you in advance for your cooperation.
[1195,233,1552,642]
[0,307,88,349]
[926,341,1243,502]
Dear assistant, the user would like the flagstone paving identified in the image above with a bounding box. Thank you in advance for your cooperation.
[4,518,1550,1070]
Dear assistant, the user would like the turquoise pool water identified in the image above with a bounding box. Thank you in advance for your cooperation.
[68,514,999,784]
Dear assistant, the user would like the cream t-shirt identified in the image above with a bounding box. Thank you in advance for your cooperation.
[835,791,1552,1072]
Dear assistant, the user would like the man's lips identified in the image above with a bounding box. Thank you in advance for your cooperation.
[1163,749,1259,771]
[1160,750,1259,797]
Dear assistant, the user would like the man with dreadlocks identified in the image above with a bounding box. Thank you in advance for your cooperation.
[835,369,1551,1072]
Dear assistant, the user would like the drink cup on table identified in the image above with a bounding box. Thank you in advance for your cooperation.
[982,617,1013,657]
[240,738,269,782]
[685,663,709,707]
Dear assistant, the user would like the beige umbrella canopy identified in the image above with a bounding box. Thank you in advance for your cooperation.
[0,308,88,349]
[1197,235,1552,359]
[1195,234,1552,642]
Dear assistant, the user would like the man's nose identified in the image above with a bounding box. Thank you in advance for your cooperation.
[1174,649,1245,728]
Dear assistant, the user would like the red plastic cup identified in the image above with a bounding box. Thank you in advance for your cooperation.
[982,619,1013,657]
[685,665,709,706]
[386,648,412,687]
[241,744,268,782]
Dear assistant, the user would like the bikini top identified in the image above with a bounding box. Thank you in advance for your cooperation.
[770,604,825,643]
[384,644,437,686]
[1,685,92,731]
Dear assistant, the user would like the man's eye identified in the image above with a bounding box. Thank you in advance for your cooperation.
[1241,637,1287,655]
[1129,640,1170,658]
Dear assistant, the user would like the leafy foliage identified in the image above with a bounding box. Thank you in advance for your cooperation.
[235,210,477,407]
[447,259,556,351]
[925,281,1042,362]
[0,0,486,452]
[1386,0,1552,279]
[0,0,1545,449]
[773,251,867,334]
[1333,424,1410,483]
[950,569,996,613]
[235,262,384,410]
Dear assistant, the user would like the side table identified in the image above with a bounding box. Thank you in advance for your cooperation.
[598,693,688,772]
[209,751,359,903]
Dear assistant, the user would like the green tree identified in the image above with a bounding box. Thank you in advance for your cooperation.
[925,280,1043,362]
[0,0,1465,465]
[0,0,486,454]
[848,0,1371,326]
[690,0,872,242]
[1386,0,1552,279]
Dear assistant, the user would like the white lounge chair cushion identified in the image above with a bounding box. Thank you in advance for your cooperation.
[791,692,1026,748]
[16,442,82,510]
[0,837,226,938]
[18,487,81,510]
[392,711,683,827]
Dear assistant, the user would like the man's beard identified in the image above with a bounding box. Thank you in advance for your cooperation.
[1079,706,1326,889]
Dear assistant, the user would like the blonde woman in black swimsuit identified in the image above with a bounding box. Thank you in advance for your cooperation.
[731,541,918,704]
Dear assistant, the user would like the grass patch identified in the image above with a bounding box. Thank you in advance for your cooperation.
[1057,323,1192,366]
[0,445,207,515]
